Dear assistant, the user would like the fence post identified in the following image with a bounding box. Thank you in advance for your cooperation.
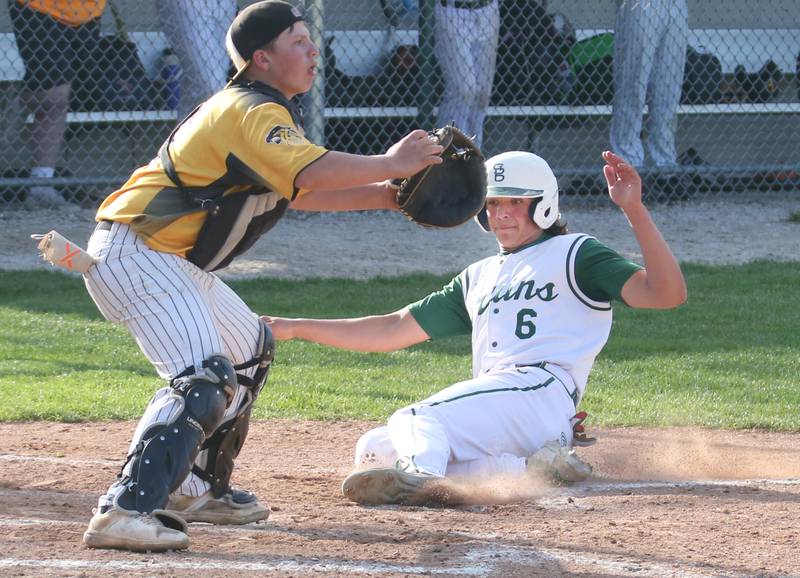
[416,0,436,129]
[306,0,326,145]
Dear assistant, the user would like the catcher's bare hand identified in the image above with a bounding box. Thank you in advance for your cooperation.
[602,150,643,211]
[384,130,444,178]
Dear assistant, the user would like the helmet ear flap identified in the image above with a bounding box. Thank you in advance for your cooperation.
[532,195,559,229]
[475,206,490,232]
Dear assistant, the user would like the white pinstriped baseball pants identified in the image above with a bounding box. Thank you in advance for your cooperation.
[84,222,262,505]
[434,0,500,148]
[610,0,688,167]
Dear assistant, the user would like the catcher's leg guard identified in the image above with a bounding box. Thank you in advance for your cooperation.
[192,320,275,497]
[114,355,237,513]
[195,405,254,497]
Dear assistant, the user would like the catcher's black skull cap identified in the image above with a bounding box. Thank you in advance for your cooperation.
[225,0,304,84]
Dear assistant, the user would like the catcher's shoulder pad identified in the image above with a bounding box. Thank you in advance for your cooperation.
[396,125,487,228]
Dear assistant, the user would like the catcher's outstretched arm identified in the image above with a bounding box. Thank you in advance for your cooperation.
[289,181,397,212]
[295,131,443,191]
[262,308,429,353]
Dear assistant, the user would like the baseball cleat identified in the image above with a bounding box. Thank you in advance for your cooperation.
[83,506,189,552]
[342,463,443,505]
[166,487,269,525]
[527,440,593,483]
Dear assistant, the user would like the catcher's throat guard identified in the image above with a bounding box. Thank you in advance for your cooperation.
[396,125,487,228]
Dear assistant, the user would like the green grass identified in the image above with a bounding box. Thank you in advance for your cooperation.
[1,264,798,429]
[788,211,800,223]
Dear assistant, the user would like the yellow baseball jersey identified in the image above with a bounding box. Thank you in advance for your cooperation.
[16,0,106,25]
[96,81,328,270]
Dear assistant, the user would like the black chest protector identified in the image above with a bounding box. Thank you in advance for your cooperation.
[158,82,304,271]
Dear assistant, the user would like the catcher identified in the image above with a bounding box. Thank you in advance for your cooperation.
[79,0,482,553]
[264,150,688,505]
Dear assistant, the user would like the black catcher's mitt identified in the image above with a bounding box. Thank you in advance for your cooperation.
[395,126,487,228]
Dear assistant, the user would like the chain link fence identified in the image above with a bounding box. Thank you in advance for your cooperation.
[1,0,798,209]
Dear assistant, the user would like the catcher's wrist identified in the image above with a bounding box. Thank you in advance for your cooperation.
[378,153,403,179]
[383,181,401,210]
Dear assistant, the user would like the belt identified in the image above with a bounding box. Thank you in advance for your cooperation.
[439,0,493,9]
[516,362,579,408]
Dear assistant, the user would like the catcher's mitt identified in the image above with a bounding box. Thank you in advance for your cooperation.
[395,126,487,228]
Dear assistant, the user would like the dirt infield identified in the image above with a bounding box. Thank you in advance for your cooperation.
[1,421,799,577]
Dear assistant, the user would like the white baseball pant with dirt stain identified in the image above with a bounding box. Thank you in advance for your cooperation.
[354,364,578,479]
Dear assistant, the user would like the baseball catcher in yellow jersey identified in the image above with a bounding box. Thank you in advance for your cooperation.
[80,0,456,553]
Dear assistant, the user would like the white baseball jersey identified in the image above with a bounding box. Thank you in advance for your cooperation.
[467,233,611,396]
[354,232,642,477]
[411,232,641,400]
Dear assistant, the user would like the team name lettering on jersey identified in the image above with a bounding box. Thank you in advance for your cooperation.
[266,125,304,145]
[477,279,558,315]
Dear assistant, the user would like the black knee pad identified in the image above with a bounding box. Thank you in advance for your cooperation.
[188,354,238,406]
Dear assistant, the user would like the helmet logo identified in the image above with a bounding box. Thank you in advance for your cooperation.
[492,163,505,182]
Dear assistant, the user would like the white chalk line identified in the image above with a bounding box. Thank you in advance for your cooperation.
[0,518,83,527]
[0,517,272,537]
[0,557,483,575]
[7,454,800,493]
[0,453,338,474]
[579,478,800,492]
[0,453,118,467]
[4,452,799,492]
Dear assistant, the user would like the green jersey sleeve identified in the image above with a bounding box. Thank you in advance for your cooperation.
[575,237,643,303]
[408,273,472,339]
